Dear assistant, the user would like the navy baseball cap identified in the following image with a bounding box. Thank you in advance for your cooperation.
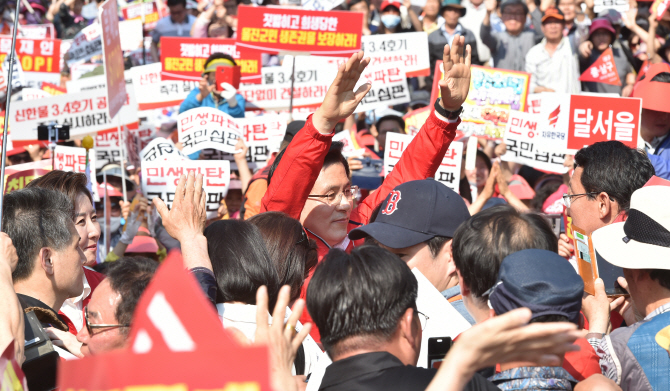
[348,179,471,249]
[486,249,584,325]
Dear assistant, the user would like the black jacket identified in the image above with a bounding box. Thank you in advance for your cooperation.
[428,25,480,80]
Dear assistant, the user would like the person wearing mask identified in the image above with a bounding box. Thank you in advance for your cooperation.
[480,0,543,71]
[578,18,634,96]
[377,0,416,34]
[460,0,491,65]
[150,0,196,61]
[428,0,479,77]
[525,7,581,94]
[179,53,246,118]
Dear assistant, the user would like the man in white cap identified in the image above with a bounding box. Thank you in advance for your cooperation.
[591,185,670,390]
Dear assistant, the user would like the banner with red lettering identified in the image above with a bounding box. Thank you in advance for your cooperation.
[4,168,50,194]
[239,82,329,110]
[177,107,242,156]
[537,93,642,153]
[41,82,66,95]
[160,37,262,83]
[236,5,362,56]
[0,35,60,86]
[579,48,620,86]
[121,0,163,31]
[100,0,127,119]
[502,111,567,173]
[131,62,198,110]
[361,32,430,77]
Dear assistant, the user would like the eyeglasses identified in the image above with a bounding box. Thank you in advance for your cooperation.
[562,192,598,208]
[502,12,526,19]
[415,310,429,331]
[85,306,130,336]
[307,186,360,206]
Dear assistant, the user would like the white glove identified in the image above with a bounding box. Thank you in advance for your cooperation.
[219,82,237,100]
[120,210,142,245]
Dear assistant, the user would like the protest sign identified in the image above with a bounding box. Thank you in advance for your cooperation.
[66,23,102,65]
[236,5,362,56]
[537,93,643,154]
[652,0,670,20]
[10,88,139,140]
[384,132,463,193]
[66,72,133,94]
[53,145,99,199]
[302,0,345,11]
[142,160,231,219]
[333,129,365,158]
[177,107,242,156]
[361,32,430,77]
[121,0,162,31]
[21,88,52,101]
[579,48,621,86]
[403,106,431,136]
[160,37,262,83]
[262,55,339,86]
[0,55,25,97]
[239,82,329,110]
[58,252,271,391]
[4,168,50,194]
[501,111,567,174]
[15,24,56,39]
[119,19,145,52]
[100,0,126,120]
[0,36,60,87]
[131,62,198,110]
[140,137,188,162]
[41,82,66,95]
[593,0,629,13]
[95,127,143,169]
[355,63,410,113]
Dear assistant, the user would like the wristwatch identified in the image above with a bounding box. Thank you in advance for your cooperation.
[434,98,463,120]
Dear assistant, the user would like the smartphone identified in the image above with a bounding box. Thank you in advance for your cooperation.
[215,65,241,90]
[428,337,452,369]
[544,214,563,238]
[595,250,629,297]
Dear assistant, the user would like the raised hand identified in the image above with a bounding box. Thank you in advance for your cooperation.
[153,173,207,244]
[440,36,472,111]
[312,51,371,133]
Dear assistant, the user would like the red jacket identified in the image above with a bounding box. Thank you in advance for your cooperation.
[260,111,459,343]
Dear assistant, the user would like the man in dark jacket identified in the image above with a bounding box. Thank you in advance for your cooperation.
[429,0,479,76]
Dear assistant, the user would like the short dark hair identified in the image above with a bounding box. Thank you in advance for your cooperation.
[307,246,417,357]
[204,220,280,308]
[248,211,318,302]
[268,141,350,187]
[167,0,186,8]
[650,72,670,83]
[204,53,237,70]
[3,188,74,281]
[452,205,558,300]
[574,141,655,211]
[26,170,92,215]
[105,257,158,335]
[426,235,450,258]
[649,269,670,291]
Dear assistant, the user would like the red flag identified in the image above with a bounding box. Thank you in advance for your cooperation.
[579,48,621,86]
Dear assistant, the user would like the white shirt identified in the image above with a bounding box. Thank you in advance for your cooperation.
[59,269,92,332]
[460,0,492,63]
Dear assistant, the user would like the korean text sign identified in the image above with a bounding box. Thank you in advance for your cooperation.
[66,23,102,65]
[140,137,188,162]
[537,93,642,154]
[236,5,362,56]
[239,83,329,110]
[142,160,231,219]
[355,63,410,113]
[0,36,60,74]
[100,0,127,119]
[121,0,162,31]
[177,107,242,155]
[501,111,567,174]
[384,132,463,193]
[132,62,198,110]
[160,37,262,83]
[361,32,430,77]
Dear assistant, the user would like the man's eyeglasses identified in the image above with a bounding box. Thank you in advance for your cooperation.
[502,12,526,20]
[307,186,360,206]
[415,310,429,331]
[85,306,130,336]
[562,192,598,208]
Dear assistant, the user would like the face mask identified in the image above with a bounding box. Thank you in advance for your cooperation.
[100,216,122,236]
[381,14,401,29]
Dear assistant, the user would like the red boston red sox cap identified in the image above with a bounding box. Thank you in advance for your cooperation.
[349,178,471,249]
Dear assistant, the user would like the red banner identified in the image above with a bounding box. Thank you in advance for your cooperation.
[579,48,621,86]
[0,36,60,73]
[160,37,262,84]
[41,82,66,95]
[121,0,162,31]
[236,5,362,56]
[100,0,127,119]
[4,168,50,194]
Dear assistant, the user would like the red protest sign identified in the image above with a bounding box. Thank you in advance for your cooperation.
[41,82,66,95]
[160,37,262,83]
[567,95,640,150]
[579,48,621,86]
[100,0,127,119]
[4,168,50,194]
[121,0,163,31]
[651,0,670,19]
[0,36,60,73]
[236,5,362,56]
[58,251,271,390]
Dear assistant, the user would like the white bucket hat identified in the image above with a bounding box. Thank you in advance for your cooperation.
[592,186,670,270]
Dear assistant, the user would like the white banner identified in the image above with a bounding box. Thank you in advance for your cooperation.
[261,55,339,87]
[301,0,344,11]
[140,137,188,162]
[593,0,629,13]
[10,88,139,140]
[332,129,365,158]
[21,88,52,101]
[66,23,102,65]
[361,32,430,77]
[177,107,242,156]
[53,145,99,199]
[239,82,329,110]
[355,63,410,113]
[66,72,133,94]
[384,132,463,193]
[141,160,231,219]
[501,111,567,173]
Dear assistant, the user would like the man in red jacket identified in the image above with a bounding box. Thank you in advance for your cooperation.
[261,36,473,342]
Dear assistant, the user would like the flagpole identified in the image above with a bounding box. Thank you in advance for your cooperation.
[0,3,25,231]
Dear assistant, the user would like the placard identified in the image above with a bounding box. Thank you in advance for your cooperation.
[53,145,100,199]
[4,168,50,194]
[501,111,567,173]
[236,5,362,56]
[141,160,231,219]
[403,106,431,136]
[121,0,162,31]
[302,0,345,11]
[160,37,262,83]
[593,0,629,13]
[354,63,410,113]
[66,23,102,65]
[579,48,620,86]
[177,107,242,155]
[140,137,188,162]
[384,132,463,193]
[21,88,52,101]
[41,82,66,95]
[0,36,60,74]
[361,32,430,77]
[66,72,133,94]
[332,128,365,158]
[262,55,339,87]
[239,82,329,110]
[15,23,56,39]
[132,62,198,110]
[100,0,127,120]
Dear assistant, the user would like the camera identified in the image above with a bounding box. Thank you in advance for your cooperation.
[37,124,70,142]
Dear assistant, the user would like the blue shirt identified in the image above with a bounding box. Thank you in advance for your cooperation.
[441,285,476,325]
[179,89,246,118]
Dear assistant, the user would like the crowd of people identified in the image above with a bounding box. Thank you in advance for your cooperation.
[0,0,669,390]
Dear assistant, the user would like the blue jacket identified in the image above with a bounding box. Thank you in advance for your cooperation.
[647,136,670,180]
[179,89,246,118]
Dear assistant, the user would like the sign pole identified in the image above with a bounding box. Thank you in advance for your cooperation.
[0,3,24,231]
[116,114,128,202]
[288,56,296,122]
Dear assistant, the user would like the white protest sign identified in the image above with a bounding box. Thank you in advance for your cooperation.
[16,24,56,39]
[239,83,329,110]
[141,160,231,219]
[261,55,339,87]
[301,0,344,11]
[361,32,430,77]
[66,23,102,65]
[593,0,629,13]
[21,88,52,101]
[10,88,139,140]
[355,63,410,113]
[501,111,567,173]
[53,145,100,199]
[119,19,144,51]
[66,72,133,94]
[384,132,463,193]
[140,137,188,162]
[177,107,242,156]
[139,80,198,111]
[525,93,545,114]
[332,129,365,158]
[413,268,471,369]
[94,128,142,169]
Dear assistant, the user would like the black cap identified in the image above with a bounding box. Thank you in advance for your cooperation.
[500,0,528,14]
[348,179,470,248]
[284,120,305,144]
[487,249,584,325]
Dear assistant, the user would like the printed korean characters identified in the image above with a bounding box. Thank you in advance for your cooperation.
[177,107,243,156]
[355,63,410,113]
[140,137,188,162]
[361,32,430,77]
[502,111,567,173]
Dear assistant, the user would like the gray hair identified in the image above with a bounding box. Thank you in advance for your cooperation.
[3,187,74,281]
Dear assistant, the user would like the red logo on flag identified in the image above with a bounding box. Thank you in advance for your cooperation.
[579,48,621,86]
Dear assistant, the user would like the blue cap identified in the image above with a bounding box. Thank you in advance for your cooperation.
[348,179,470,248]
[487,249,584,325]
